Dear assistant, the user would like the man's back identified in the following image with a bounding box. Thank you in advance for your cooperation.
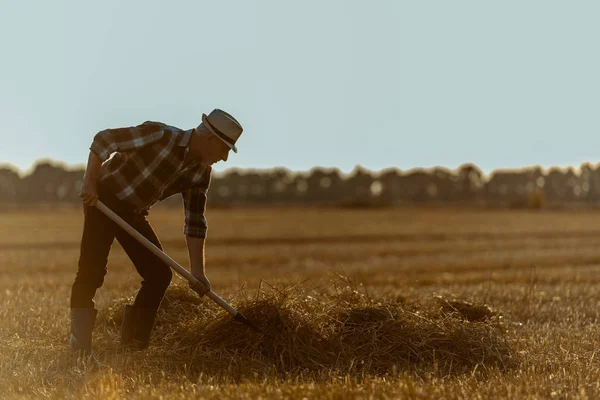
[94,121,211,212]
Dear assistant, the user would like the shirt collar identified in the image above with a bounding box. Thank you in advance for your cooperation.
[179,129,193,148]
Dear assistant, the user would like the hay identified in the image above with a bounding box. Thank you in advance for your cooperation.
[434,295,498,322]
[96,280,516,378]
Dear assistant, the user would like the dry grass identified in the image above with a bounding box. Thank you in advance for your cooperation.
[1,206,599,399]
[96,281,513,378]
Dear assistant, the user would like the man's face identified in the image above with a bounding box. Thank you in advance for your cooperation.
[205,136,230,165]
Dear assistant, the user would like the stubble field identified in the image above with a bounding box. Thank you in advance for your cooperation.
[1,205,599,399]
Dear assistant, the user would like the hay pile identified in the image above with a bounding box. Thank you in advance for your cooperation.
[96,280,515,378]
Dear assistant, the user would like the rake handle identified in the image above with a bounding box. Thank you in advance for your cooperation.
[95,200,238,317]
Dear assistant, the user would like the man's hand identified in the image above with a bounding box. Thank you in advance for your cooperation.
[191,272,211,296]
[79,178,98,206]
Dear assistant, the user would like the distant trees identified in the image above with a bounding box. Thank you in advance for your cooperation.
[0,167,20,202]
[3,160,600,208]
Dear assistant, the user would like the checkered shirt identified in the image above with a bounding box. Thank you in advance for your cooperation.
[90,121,212,238]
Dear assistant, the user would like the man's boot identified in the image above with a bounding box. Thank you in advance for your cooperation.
[70,308,98,353]
[121,305,158,350]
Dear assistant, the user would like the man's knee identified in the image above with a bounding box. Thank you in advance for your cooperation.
[162,266,173,287]
[74,260,108,289]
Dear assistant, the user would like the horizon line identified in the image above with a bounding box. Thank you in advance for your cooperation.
[1,158,599,179]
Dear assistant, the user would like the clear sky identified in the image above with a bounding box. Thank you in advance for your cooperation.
[1,1,598,176]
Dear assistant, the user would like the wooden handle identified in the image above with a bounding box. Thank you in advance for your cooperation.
[95,200,238,317]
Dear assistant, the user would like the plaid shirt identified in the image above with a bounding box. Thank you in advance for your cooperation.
[90,121,212,238]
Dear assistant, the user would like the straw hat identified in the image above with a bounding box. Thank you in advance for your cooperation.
[201,109,243,153]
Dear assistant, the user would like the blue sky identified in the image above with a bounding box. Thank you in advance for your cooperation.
[1,1,598,176]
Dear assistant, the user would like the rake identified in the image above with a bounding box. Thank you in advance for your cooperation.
[95,200,262,333]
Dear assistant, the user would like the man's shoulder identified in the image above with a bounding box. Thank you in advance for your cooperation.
[139,121,189,145]
[141,121,184,133]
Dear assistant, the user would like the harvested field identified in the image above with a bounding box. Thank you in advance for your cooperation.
[1,206,599,398]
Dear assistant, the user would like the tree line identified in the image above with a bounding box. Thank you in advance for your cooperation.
[1,160,599,208]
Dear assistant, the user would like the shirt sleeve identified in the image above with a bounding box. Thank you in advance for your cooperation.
[182,168,212,238]
[90,121,165,162]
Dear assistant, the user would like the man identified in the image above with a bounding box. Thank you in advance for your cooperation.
[70,109,243,352]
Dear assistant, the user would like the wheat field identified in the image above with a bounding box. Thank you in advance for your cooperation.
[1,205,599,399]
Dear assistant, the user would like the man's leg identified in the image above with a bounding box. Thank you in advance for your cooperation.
[69,204,118,352]
[115,214,173,310]
[115,213,172,349]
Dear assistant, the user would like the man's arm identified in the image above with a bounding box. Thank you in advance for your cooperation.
[79,150,103,206]
[182,168,212,295]
[186,236,211,295]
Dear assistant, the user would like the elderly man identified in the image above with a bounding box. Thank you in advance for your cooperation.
[70,109,243,352]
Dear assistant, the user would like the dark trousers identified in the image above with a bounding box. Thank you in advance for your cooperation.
[70,184,173,310]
